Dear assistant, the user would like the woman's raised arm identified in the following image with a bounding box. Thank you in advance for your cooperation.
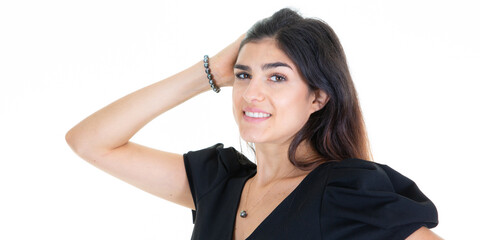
[65,35,243,209]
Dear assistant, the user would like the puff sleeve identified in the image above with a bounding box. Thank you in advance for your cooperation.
[321,159,438,240]
[183,143,256,223]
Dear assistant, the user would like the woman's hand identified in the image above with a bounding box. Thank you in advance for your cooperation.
[209,33,246,87]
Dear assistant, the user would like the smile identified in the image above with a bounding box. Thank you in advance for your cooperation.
[244,111,272,118]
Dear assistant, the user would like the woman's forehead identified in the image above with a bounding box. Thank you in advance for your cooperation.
[236,38,294,67]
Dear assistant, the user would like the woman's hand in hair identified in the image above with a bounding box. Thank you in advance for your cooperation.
[209,33,246,87]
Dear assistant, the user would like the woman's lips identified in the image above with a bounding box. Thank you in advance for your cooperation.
[244,111,271,118]
[242,109,272,122]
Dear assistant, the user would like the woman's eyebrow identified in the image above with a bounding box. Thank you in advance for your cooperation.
[234,62,293,71]
[262,62,292,71]
[234,64,250,71]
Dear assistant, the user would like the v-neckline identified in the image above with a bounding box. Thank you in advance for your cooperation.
[230,164,325,240]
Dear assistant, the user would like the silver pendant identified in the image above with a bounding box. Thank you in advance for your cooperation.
[240,210,247,218]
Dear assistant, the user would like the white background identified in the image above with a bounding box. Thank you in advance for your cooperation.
[1,0,479,239]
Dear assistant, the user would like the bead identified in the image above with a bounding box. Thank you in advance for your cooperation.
[203,54,220,93]
[240,210,247,218]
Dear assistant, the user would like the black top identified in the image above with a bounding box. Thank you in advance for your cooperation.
[183,143,438,240]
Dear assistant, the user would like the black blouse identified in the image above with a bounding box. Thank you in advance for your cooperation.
[183,143,438,240]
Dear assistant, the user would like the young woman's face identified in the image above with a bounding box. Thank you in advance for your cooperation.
[232,38,321,145]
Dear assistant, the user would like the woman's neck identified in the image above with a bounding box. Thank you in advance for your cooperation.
[253,141,314,186]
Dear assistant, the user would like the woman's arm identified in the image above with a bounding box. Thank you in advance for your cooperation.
[65,35,243,209]
[406,227,443,240]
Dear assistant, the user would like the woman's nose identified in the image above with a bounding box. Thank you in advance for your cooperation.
[242,78,265,103]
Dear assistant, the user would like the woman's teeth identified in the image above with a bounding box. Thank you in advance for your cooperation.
[245,111,271,118]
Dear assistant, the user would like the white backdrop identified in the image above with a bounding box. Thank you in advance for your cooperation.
[1,0,479,239]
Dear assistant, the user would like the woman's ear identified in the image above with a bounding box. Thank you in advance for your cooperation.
[311,89,329,113]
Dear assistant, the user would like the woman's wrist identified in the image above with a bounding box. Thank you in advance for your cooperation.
[203,55,221,93]
[208,55,235,88]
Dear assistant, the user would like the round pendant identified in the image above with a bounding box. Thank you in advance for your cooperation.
[240,210,247,218]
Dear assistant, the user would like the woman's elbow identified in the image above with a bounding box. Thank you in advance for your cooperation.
[65,127,96,160]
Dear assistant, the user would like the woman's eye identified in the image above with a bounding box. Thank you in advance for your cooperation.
[235,73,250,79]
[269,74,286,82]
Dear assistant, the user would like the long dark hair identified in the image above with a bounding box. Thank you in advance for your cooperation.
[240,8,372,170]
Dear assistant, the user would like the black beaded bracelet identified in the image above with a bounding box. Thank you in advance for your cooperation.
[203,55,220,93]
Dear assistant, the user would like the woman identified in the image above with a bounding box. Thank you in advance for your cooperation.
[66,8,440,239]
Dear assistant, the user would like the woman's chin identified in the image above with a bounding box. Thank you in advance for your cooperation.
[239,132,265,144]
[240,136,261,143]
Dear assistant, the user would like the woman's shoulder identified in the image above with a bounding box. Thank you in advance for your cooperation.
[329,157,387,170]
[183,143,256,176]
[326,158,424,194]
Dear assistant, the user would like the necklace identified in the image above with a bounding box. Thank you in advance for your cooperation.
[239,168,298,218]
